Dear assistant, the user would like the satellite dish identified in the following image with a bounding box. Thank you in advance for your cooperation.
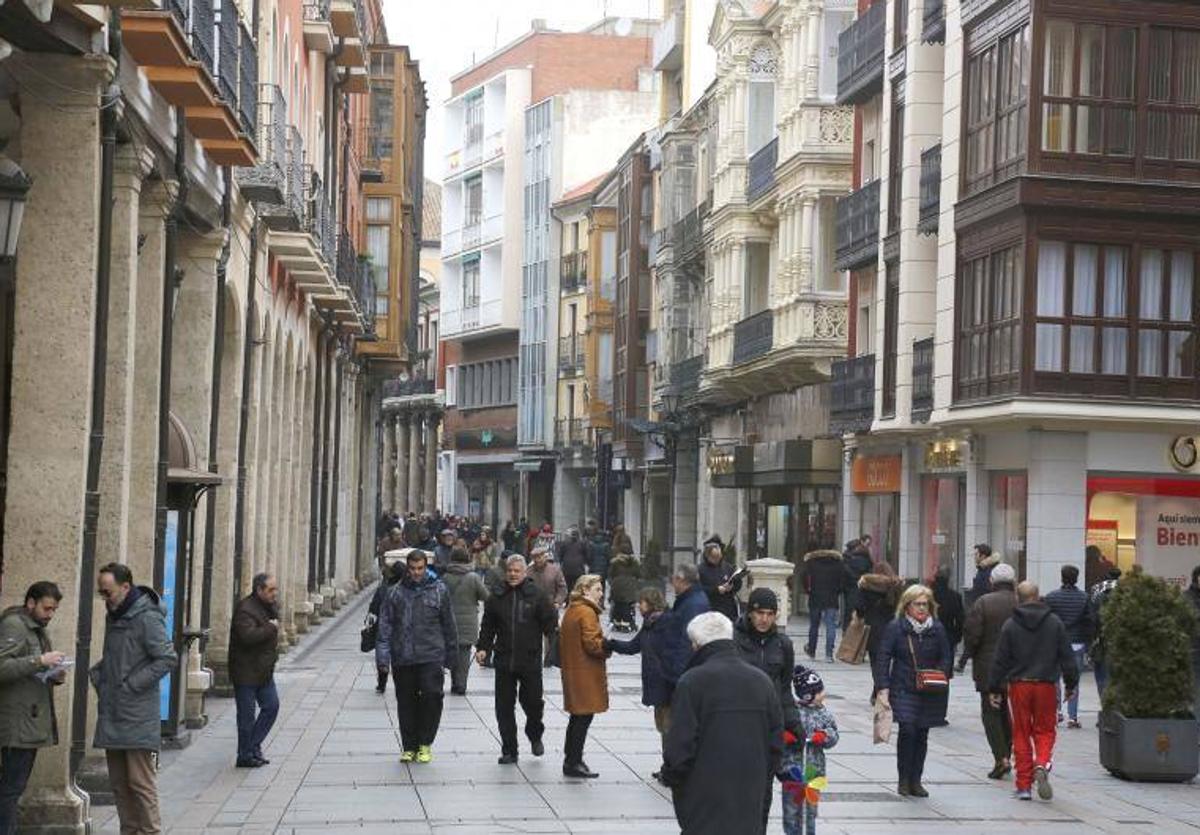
[614,17,633,36]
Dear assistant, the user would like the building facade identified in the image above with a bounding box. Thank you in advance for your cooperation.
[0,0,423,827]
[832,0,1200,593]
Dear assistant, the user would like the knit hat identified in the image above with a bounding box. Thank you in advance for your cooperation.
[748,587,778,612]
[990,563,1016,585]
[792,666,824,705]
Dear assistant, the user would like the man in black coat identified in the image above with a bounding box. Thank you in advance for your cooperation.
[663,611,783,835]
[556,529,590,593]
[801,550,846,662]
[989,581,1079,801]
[1043,564,1091,728]
[229,573,281,768]
[732,588,799,831]
[476,555,558,764]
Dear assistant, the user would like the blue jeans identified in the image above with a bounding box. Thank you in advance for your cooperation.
[806,607,838,659]
[235,681,280,761]
[1094,658,1109,703]
[0,747,37,835]
[782,789,817,835]
[1056,646,1087,720]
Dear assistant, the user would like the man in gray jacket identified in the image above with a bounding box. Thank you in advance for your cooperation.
[0,581,66,835]
[92,563,177,835]
[376,550,457,763]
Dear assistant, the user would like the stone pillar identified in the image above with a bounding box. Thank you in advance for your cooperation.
[395,411,410,512]
[424,413,439,514]
[381,412,394,513]
[745,558,796,617]
[3,51,113,832]
[408,411,422,513]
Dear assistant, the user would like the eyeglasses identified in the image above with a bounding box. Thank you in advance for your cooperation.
[910,600,930,608]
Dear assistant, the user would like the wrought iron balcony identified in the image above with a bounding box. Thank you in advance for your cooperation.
[558,336,585,374]
[560,252,587,292]
[305,168,336,266]
[922,0,945,43]
[355,259,377,331]
[555,418,587,448]
[672,199,708,265]
[236,84,286,205]
[259,127,305,231]
[670,354,703,398]
[383,377,435,398]
[165,0,216,85]
[911,338,934,422]
[732,310,773,366]
[215,0,237,106]
[830,353,876,434]
[834,179,881,271]
[302,0,335,52]
[237,20,256,136]
[918,144,941,236]
[836,0,885,106]
[747,137,778,203]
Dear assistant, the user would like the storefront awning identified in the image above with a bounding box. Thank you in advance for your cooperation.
[710,438,842,489]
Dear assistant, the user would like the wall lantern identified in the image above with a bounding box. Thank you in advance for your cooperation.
[0,154,32,260]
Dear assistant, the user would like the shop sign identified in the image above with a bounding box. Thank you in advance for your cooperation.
[851,455,902,494]
[707,446,736,477]
[1134,495,1200,588]
[924,439,965,472]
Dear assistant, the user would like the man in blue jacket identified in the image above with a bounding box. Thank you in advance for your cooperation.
[662,564,710,687]
[1043,565,1091,728]
[376,550,457,764]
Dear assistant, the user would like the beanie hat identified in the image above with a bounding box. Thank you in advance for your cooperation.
[748,587,778,612]
[990,563,1016,585]
[792,666,824,705]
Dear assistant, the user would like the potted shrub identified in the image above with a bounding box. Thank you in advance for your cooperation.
[1098,566,1199,782]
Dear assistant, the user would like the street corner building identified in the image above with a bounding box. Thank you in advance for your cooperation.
[0,0,429,829]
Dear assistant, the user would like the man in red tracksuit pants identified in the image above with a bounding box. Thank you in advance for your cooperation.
[988,581,1079,801]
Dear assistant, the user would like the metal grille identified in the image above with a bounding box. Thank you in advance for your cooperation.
[285,126,304,220]
[216,0,237,105]
[302,0,330,21]
[237,20,257,136]
[190,0,216,83]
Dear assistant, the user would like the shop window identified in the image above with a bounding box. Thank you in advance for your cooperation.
[921,476,964,588]
[858,493,900,573]
[1087,475,1200,589]
[989,472,1028,580]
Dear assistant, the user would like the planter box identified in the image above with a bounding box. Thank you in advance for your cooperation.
[1099,709,1199,782]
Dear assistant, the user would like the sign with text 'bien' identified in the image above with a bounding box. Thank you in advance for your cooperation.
[1134,495,1200,588]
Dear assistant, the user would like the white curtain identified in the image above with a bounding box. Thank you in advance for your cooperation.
[1171,251,1194,321]
[1073,244,1098,316]
[1038,241,1066,315]
[1103,247,1128,317]
[1141,248,1165,320]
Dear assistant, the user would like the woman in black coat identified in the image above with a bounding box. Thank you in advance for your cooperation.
[856,562,903,683]
[874,584,953,799]
[697,544,742,621]
[930,567,964,660]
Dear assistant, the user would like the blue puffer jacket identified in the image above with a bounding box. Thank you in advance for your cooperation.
[662,584,711,684]
[1044,584,1092,645]
[873,618,952,729]
[608,610,671,706]
[376,574,457,668]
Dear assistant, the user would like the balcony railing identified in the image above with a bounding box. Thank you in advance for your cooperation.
[747,137,778,202]
[911,338,934,422]
[673,199,708,264]
[670,354,703,398]
[922,0,945,43]
[336,230,357,290]
[836,0,885,106]
[561,252,587,292]
[236,83,285,204]
[462,214,481,250]
[383,377,435,398]
[303,0,331,20]
[167,0,216,87]
[558,336,584,373]
[919,144,941,236]
[732,309,774,365]
[652,4,684,70]
[355,259,377,331]
[555,418,587,448]
[237,20,256,136]
[215,0,237,106]
[830,354,876,434]
[834,179,881,271]
[305,168,335,266]
[441,299,503,336]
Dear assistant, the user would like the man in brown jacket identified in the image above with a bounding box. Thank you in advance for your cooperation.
[229,573,280,768]
[960,562,1018,780]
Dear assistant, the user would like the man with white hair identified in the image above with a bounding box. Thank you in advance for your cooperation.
[961,561,1019,780]
[662,612,783,835]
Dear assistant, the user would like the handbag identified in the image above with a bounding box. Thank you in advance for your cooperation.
[360,614,378,654]
[836,612,870,664]
[872,699,893,744]
[907,634,949,692]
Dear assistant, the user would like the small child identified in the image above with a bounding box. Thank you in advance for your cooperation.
[779,666,839,835]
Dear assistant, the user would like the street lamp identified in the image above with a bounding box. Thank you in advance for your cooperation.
[0,154,32,260]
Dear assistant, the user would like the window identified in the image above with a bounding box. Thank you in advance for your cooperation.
[464,177,482,229]
[462,257,480,309]
[746,44,778,155]
[366,197,391,222]
[965,25,1030,194]
[1147,29,1200,162]
[887,82,904,235]
[956,244,1022,401]
[444,366,457,406]
[882,262,899,416]
[370,84,394,159]
[464,92,483,147]
[1033,241,1199,391]
[893,0,908,52]
[365,223,389,316]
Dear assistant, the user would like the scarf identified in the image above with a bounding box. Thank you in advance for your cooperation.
[906,614,933,634]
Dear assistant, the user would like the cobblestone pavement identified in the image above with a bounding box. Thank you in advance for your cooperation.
[93,589,1200,834]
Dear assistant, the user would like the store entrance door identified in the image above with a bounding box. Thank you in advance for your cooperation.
[921,475,966,588]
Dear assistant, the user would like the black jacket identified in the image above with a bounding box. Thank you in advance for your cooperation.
[476,578,558,673]
[1044,584,1092,645]
[697,560,741,621]
[733,616,799,732]
[557,539,590,582]
[932,579,965,647]
[843,548,873,611]
[802,550,846,610]
[988,602,1079,693]
[662,640,782,835]
[228,594,279,687]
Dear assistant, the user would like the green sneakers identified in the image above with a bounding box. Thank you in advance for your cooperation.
[416,745,432,764]
[399,750,416,763]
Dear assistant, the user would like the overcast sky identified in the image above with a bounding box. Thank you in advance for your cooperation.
[382,0,660,181]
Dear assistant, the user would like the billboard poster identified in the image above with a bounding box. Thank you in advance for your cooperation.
[1134,495,1200,588]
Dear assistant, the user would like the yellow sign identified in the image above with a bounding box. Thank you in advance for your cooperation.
[925,439,963,471]
[707,447,735,476]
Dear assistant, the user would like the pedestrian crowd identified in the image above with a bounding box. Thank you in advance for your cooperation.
[3,519,1199,835]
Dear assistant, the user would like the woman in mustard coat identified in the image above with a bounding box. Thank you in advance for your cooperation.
[559,574,609,778]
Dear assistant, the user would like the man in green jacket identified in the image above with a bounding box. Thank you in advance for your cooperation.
[0,581,66,835]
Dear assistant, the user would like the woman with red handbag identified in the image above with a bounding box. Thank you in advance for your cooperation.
[873,584,953,799]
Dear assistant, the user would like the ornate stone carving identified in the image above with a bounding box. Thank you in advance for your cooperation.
[818,107,853,145]
[813,302,849,341]
[748,43,780,78]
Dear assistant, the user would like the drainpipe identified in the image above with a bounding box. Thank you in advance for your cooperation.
[153,107,189,589]
[71,9,121,781]
[317,330,333,586]
[328,346,343,581]
[199,169,231,642]
[307,327,325,590]
[232,223,256,603]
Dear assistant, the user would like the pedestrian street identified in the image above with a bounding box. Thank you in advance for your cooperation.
[92,589,1200,835]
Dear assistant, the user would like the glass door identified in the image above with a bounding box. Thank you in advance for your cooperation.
[921,476,965,587]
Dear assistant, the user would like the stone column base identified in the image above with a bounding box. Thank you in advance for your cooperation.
[319,585,336,616]
[744,557,797,618]
[17,785,89,833]
[293,600,313,634]
[308,593,325,623]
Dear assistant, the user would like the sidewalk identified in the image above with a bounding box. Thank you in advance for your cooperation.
[91,597,1200,834]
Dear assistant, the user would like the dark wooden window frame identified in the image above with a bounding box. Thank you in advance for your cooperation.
[964,24,1031,195]
[882,260,900,417]
[887,81,905,235]
[894,0,909,53]
[956,242,1024,402]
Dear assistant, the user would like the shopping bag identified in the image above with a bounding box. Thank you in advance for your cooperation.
[360,615,378,653]
[872,700,893,745]
[836,613,870,664]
